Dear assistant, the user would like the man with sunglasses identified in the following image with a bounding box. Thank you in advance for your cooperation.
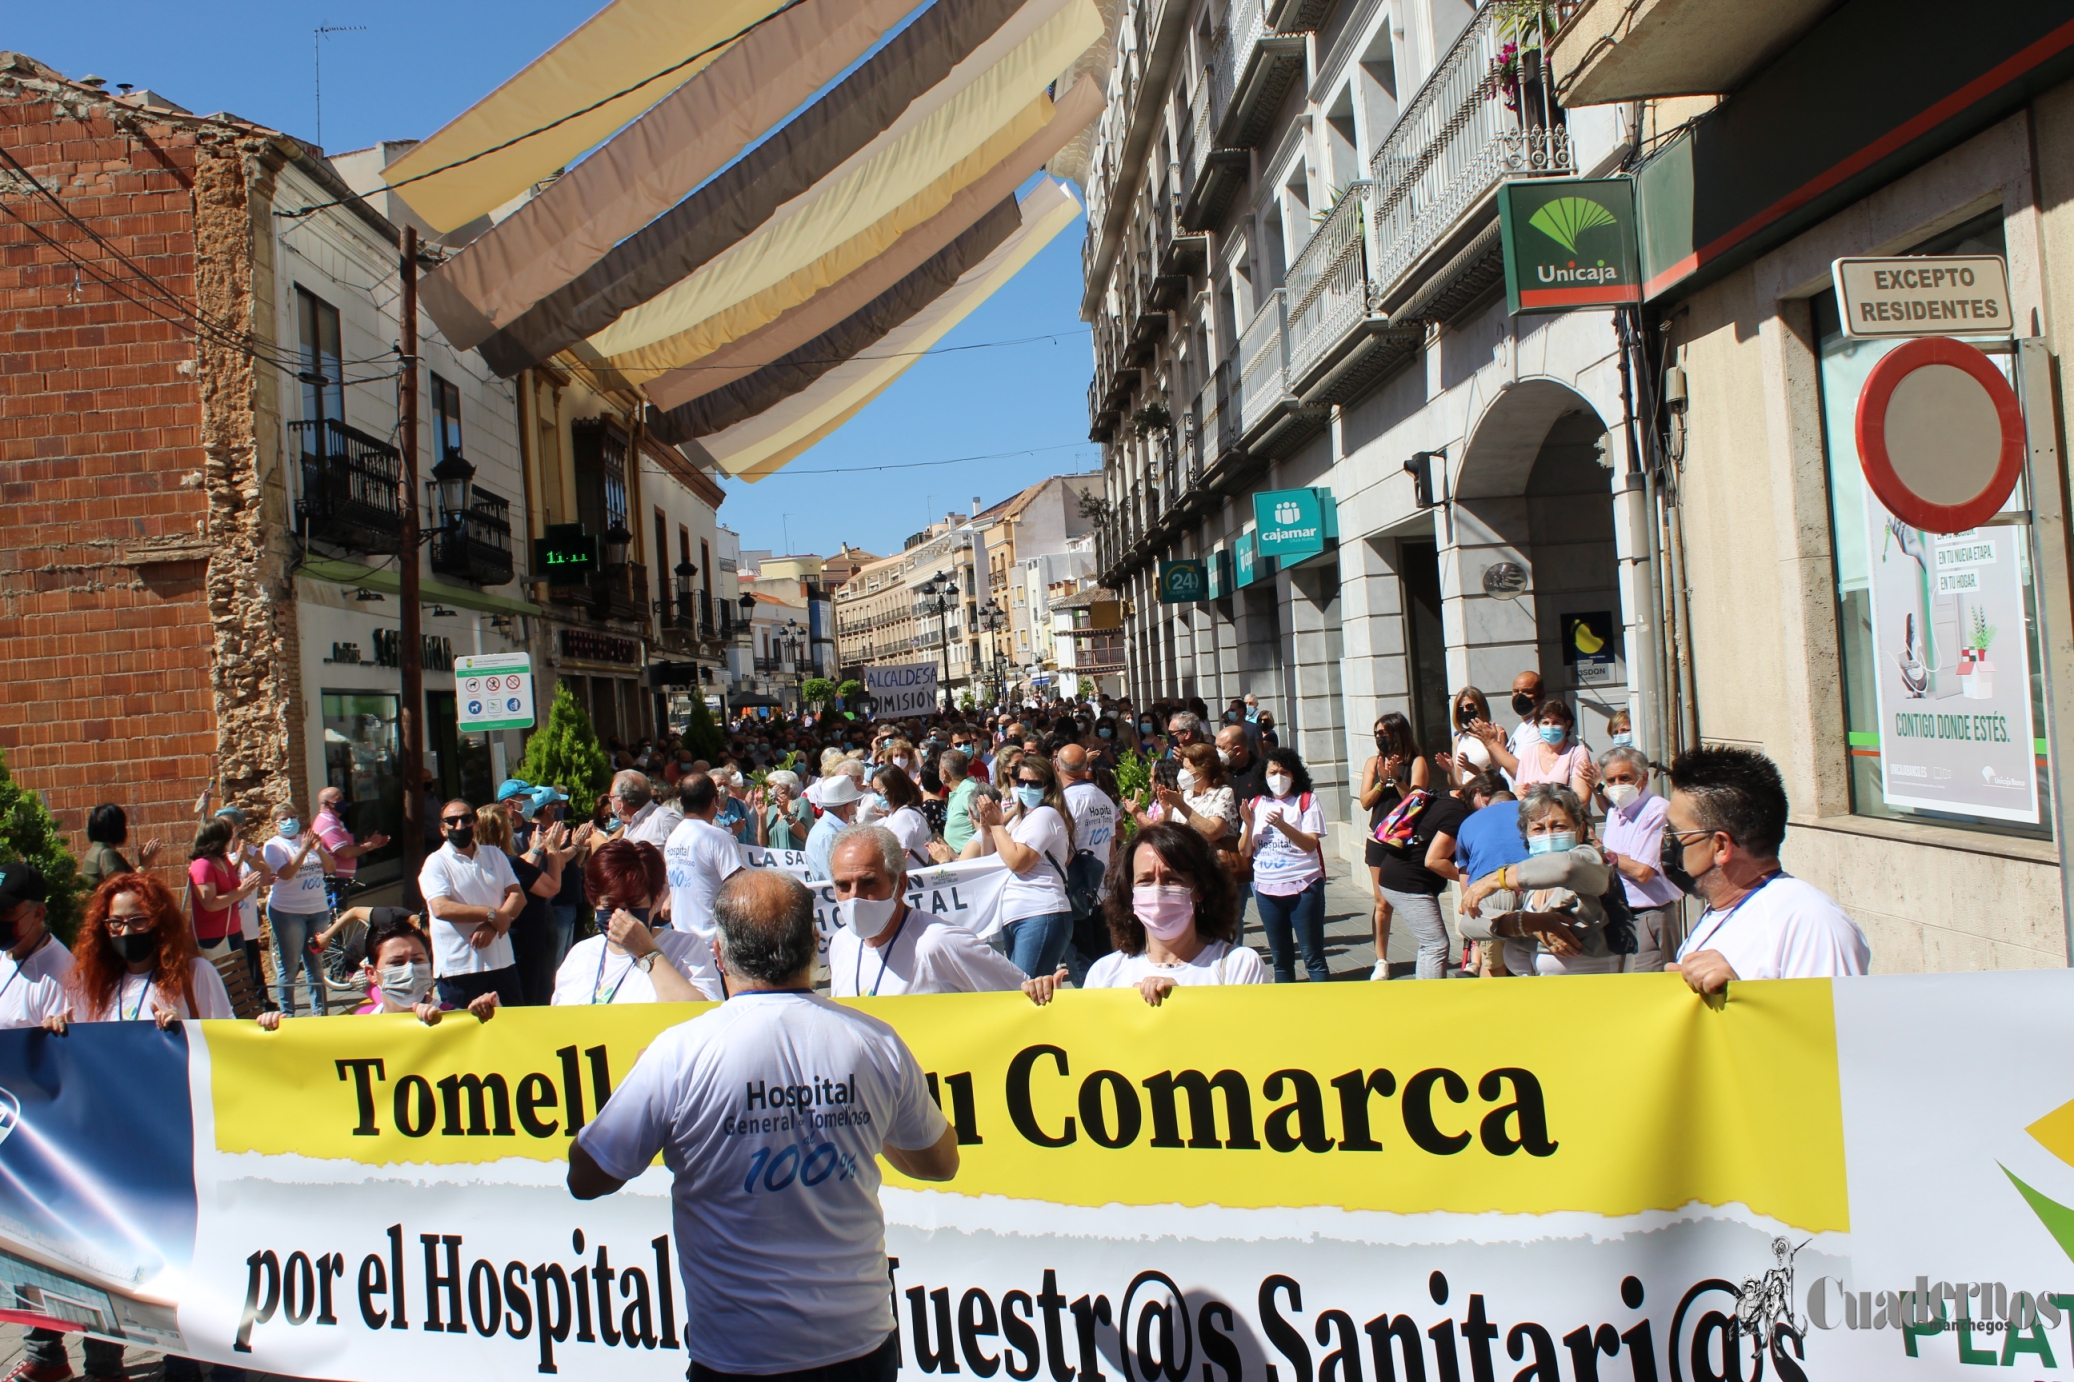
[418,798,526,1011]
[1663,746,1867,995]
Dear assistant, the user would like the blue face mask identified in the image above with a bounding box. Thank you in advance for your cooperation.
[1610,733,1633,747]
[277,819,300,838]
[1527,831,1577,855]
[1098,727,1113,739]
[1537,724,1566,746]
[1015,785,1045,810]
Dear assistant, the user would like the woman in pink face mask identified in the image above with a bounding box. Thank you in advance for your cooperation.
[1022,822,1267,1007]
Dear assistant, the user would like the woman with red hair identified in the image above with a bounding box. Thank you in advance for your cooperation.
[51,873,233,1027]
[551,840,715,1005]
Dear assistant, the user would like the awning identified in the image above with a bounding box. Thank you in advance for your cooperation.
[296,559,545,618]
[475,0,1077,375]
[702,178,1081,481]
[418,0,917,348]
[381,0,790,234]
[648,196,1022,441]
[631,72,1101,407]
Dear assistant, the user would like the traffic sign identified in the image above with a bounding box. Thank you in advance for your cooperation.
[454,652,536,732]
[1855,336,2024,534]
[1831,256,2011,338]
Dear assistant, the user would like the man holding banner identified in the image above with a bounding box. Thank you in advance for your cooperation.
[825,825,1027,998]
[568,869,958,1382]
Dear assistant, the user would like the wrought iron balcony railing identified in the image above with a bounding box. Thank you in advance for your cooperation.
[293,418,402,556]
[429,487,514,586]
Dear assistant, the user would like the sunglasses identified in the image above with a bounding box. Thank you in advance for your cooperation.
[441,815,473,827]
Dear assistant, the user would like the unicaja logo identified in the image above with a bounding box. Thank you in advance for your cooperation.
[1274,501,1301,524]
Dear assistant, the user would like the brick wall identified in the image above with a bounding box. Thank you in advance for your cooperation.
[0,71,287,890]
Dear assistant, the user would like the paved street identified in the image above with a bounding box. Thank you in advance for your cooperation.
[1237,855,1460,982]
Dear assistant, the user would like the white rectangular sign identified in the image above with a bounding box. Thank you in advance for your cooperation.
[865,663,939,716]
[1832,255,2013,337]
[454,651,535,732]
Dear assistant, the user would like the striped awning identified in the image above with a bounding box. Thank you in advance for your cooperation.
[382,0,794,234]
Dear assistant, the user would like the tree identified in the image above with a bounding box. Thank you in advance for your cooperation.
[800,677,836,711]
[836,678,863,703]
[680,694,726,763]
[1077,676,1096,699]
[515,683,613,819]
[0,744,83,942]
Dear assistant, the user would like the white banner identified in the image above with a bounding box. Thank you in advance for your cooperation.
[866,663,939,716]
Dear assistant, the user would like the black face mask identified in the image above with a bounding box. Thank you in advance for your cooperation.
[110,931,156,965]
[1660,827,1713,897]
[1512,693,1538,716]
[596,905,653,930]
[444,825,476,850]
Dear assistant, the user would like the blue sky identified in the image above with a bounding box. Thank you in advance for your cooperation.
[11,1,1102,561]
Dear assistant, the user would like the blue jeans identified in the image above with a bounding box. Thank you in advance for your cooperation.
[1002,911,1073,980]
[549,903,580,969]
[268,906,330,1016]
[1255,880,1329,982]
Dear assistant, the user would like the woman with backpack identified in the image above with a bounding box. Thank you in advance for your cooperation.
[1246,748,1333,983]
[1358,713,1429,979]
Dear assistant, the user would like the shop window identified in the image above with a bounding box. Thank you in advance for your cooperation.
[1814,212,2050,839]
[322,692,402,879]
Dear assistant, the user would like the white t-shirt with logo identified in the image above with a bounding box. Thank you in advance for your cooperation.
[664,817,745,995]
[1249,793,1326,896]
[416,842,520,976]
[262,833,330,914]
[552,930,719,1006]
[574,993,949,1373]
[1675,874,1870,980]
[826,913,1028,997]
[999,805,1070,923]
[883,806,933,867]
[0,933,73,1029]
[1063,781,1117,861]
[1084,939,1268,989]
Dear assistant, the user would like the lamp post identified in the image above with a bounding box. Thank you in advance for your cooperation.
[978,599,1005,711]
[914,575,954,710]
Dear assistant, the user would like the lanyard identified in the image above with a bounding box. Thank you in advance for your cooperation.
[853,908,910,998]
[1684,872,1784,955]
[592,943,639,1005]
[119,973,151,1022]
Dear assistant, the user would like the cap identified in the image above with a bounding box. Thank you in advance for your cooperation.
[214,805,248,827]
[522,786,569,818]
[495,778,534,802]
[0,863,49,912]
[818,774,863,806]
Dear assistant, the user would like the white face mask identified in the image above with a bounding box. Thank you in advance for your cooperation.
[1266,773,1293,798]
[893,756,912,772]
[379,960,433,1006]
[1176,769,1197,793]
[838,894,901,940]
[1605,782,1640,810]
[1216,749,1231,766]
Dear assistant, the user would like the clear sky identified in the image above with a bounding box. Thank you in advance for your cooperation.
[10,1,1103,562]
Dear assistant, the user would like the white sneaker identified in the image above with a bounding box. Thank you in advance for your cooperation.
[1370,960,1390,981]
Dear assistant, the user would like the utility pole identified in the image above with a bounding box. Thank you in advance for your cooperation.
[398,225,425,886]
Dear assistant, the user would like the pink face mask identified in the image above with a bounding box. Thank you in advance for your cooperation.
[1132,884,1196,941]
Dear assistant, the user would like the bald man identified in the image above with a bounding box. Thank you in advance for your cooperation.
[1056,743,1116,908]
[418,797,525,1009]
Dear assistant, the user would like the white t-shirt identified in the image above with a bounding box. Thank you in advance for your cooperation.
[417,842,520,976]
[552,930,720,1005]
[883,806,932,867]
[826,912,1028,997]
[999,805,1070,922]
[1249,793,1326,896]
[78,957,235,1021]
[1084,939,1268,989]
[625,801,683,852]
[0,933,73,1029]
[1675,874,1871,980]
[574,992,950,1374]
[234,852,263,940]
[1063,781,1117,860]
[664,817,744,994]
[262,834,330,914]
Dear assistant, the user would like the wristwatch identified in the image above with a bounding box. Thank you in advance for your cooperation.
[634,952,660,974]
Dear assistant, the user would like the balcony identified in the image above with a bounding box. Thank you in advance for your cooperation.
[293,418,402,556]
[1235,287,1289,438]
[551,560,647,622]
[1178,73,1247,232]
[1210,0,1310,150]
[1367,1,1574,315]
[429,487,515,586]
[1281,179,1419,403]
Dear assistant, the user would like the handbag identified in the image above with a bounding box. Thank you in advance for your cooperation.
[1372,788,1434,851]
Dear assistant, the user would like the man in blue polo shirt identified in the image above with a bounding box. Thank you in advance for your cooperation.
[1452,772,1530,976]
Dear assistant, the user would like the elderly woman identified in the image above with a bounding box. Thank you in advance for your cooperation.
[754,772,814,850]
[1023,822,1265,1006]
[1594,745,1683,972]
[1456,784,1629,976]
[1156,742,1239,844]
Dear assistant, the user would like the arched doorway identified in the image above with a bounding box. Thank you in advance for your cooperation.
[1435,379,1632,747]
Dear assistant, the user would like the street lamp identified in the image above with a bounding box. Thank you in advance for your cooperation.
[674,560,697,627]
[978,599,1006,710]
[430,449,475,523]
[602,521,632,568]
[914,575,954,709]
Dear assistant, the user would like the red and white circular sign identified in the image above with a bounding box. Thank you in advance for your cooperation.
[1855,335,2025,533]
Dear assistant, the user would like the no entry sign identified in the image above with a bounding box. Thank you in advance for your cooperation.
[1854,336,2024,534]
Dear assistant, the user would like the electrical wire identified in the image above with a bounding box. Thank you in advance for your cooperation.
[274,0,816,220]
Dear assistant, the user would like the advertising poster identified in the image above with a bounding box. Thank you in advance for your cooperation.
[1859,501,2039,822]
[7,974,2074,1380]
